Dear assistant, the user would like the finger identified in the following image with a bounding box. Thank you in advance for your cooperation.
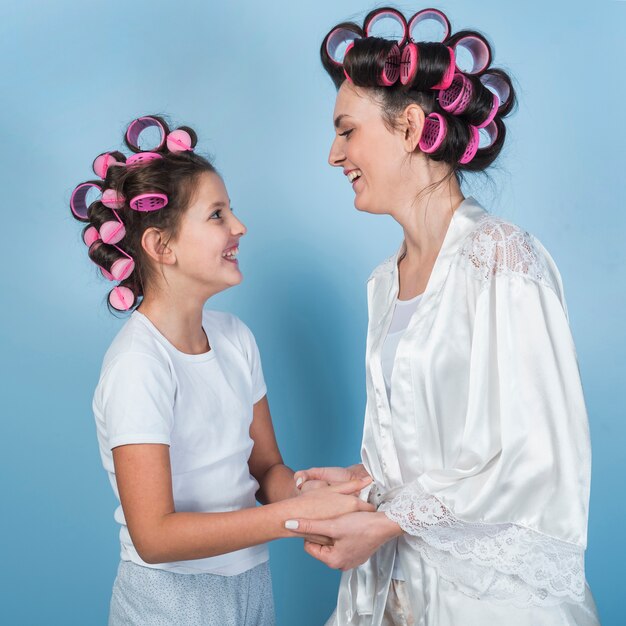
[285,518,335,537]
[304,541,334,566]
[357,500,376,512]
[331,476,372,495]
[303,534,334,546]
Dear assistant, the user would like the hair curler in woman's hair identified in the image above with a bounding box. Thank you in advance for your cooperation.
[400,43,419,85]
[380,44,401,86]
[431,46,455,90]
[418,112,447,153]
[407,8,451,43]
[363,8,408,46]
[448,32,492,75]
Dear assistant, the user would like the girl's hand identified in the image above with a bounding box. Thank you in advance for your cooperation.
[294,464,371,492]
[287,511,403,571]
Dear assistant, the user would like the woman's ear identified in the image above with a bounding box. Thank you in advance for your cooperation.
[402,104,426,153]
[142,227,176,266]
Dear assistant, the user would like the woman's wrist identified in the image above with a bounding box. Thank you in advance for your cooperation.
[374,511,404,541]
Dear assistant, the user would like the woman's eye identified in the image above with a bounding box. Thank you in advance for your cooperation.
[339,129,353,138]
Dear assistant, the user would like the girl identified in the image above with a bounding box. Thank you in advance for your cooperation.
[69,115,373,626]
[289,7,601,626]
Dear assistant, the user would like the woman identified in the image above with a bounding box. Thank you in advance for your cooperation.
[289,7,601,625]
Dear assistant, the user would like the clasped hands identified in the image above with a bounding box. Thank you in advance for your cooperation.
[285,464,403,571]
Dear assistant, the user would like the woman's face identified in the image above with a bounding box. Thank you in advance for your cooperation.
[168,171,246,296]
[328,82,410,214]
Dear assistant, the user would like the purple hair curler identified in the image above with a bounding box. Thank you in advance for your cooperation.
[480,72,511,111]
[379,44,401,86]
[431,46,455,90]
[109,286,135,311]
[419,112,447,153]
[126,116,167,152]
[459,125,480,164]
[407,8,451,43]
[400,43,419,85]
[325,26,363,66]
[93,152,123,179]
[70,182,103,221]
[453,35,491,75]
[364,8,408,46]
[101,188,125,209]
[439,72,473,114]
[477,93,500,128]
[129,192,168,212]
[126,152,163,167]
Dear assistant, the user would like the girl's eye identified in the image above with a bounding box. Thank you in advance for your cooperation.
[209,210,222,220]
[339,129,353,138]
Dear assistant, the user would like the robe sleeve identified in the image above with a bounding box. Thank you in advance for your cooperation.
[379,221,591,606]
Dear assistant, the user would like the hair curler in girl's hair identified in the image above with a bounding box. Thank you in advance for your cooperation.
[108,286,135,311]
[125,115,196,154]
[93,151,126,179]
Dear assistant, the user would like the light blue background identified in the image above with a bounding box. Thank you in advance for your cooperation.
[1,0,623,624]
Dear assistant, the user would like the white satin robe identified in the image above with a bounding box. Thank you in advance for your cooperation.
[328,198,600,626]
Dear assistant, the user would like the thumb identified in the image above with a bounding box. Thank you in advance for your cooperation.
[285,518,335,538]
[331,476,372,495]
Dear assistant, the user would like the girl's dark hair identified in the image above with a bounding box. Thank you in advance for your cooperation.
[71,115,216,314]
[320,9,516,174]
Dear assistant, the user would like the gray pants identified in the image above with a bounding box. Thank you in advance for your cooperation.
[108,560,275,626]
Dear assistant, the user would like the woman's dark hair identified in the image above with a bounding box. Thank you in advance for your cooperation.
[320,9,516,174]
[70,115,216,314]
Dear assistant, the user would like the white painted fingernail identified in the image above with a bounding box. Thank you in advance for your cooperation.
[295,477,304,488]
[285,520,299,530]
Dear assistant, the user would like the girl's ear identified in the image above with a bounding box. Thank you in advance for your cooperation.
[142,227,176,266]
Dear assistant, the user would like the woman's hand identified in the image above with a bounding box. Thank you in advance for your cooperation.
[286,511,403,571]
[294,464,371,493]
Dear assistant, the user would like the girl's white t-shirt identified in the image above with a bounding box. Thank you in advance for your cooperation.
[92,309,269,576]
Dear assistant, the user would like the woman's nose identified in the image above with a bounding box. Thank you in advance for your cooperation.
[328,136,345,167]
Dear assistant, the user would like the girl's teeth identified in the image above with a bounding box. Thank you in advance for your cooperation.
[223,247,238,258]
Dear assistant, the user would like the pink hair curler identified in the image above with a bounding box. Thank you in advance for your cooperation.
[407,8,451,43]
[453,35,491,75]
[70,182,103,221]
[99,209,126,245]
[431,46,455,90]
[439,72,473,114]
[101,188,126,209]
[379,44,401,86]
[109,286,135,311]
[126,152,163,167]
[129,192,168,212]
[108,245,135,281]
[93,152,123,179]
[364,8,408,46]
[166,129,193,152]
[459,125,480,164]
[83,226,100,247]
[476,93,499,128]
[126,116,167,152]
[419,112,447,153]
[325,27,362,65]
[400,43,419,85]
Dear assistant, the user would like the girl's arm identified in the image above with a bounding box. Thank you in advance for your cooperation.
[247,395,299,504]
[113,443,373,565]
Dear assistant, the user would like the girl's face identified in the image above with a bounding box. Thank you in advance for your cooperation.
[168,171,246,296]
[328,82,410,215]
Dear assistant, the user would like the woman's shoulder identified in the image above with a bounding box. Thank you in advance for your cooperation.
[458,213,562,293]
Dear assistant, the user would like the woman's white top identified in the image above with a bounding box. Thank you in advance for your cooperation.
[92,309,269,576]
[330,198,599,625]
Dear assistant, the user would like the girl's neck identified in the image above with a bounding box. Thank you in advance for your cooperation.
[137,295,210,355]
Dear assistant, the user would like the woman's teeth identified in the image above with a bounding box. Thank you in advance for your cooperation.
[348,170,362,183]
[222,247,239,259]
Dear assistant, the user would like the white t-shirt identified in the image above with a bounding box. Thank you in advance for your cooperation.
[92,309,269,576]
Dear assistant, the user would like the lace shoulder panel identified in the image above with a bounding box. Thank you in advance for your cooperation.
[459,217,555,291]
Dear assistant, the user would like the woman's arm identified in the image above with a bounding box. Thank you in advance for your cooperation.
[112,443,373,565]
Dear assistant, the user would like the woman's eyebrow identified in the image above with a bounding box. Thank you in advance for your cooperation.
[334,114,351,128]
